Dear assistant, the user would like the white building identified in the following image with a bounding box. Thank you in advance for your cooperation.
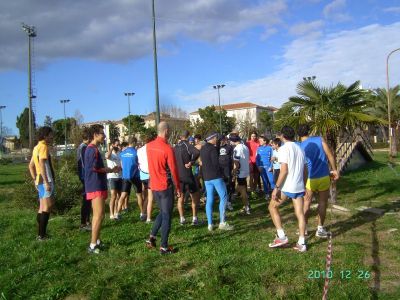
[189,102,278,129]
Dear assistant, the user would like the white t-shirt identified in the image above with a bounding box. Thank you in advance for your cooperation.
[278,141,305,193]
[233,143,250,178]
[106,151,121,179]
[137,145,149,181]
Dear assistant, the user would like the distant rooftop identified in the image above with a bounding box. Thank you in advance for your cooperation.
[190,102,279,115]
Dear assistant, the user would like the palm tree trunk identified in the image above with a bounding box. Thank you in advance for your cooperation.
[379,125,388,143]
[390,127,398,157]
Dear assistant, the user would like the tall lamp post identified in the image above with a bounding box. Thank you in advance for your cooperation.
[303,76,316,81]
[152,0,160,126]
[386,48,400,159]
[124,92,134,138]
[22,23,37,153]
[60,99,70,152]
[0,106,5,157]
[213,84,225,134]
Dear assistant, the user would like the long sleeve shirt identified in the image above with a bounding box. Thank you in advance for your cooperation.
[84,144,108,193]
[146,136,180,192]
[200,142,222,181]
[174,140,200,179]
[256,145,273,168]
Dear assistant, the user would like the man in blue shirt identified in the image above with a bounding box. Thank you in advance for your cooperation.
[256,136,274,200]
[116,137,145,220]
[298,124,339,238]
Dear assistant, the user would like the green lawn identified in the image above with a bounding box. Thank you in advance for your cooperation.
[0,152,399,299]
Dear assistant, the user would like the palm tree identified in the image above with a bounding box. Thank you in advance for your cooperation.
[366,86,400,157]
[281,80,383,203]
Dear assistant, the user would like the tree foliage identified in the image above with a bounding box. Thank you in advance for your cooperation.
[122,115,146,136]
[43,115,53,127]
[191,105,235,137]
[16,107,36,147]
[52,118,77,145]
[107,121,120,142]
[258,110,274,137]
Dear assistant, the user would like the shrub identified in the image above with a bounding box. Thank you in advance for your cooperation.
[0,157,12,165]
[13,153,83,214]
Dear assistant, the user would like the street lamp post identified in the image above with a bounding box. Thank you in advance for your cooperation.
[22,23,37,153]
[303,76,316,81]
[60,99,70,153]
[386,48,400,159]
[213,84,225,134]
[0,106,5,157]
[152,0,160,126]
[124,92,135,138]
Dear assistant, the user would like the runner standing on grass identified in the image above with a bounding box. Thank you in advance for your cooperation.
[105,139,122,220]
[247,132,261,193]
[268,126,308,252]
[271,138,281,186]
[230,135,251,215]
[174,130,201,226]
[29,126,55,241]
[77,127,91,231]
[297,124,339,238]
[137,135,155,223]
[200,132,233,231]
[256,136,274,200]
[84,124,119,254]
[219,135,234,211]
[145,122,181,254]
[116,137,145,221]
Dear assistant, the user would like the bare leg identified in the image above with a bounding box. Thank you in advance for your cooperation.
[136,193,144,214]
[191,191,200,218]
[292,196,306,238]
[268,192,287,230]
[147,189,153,220]
[317,190,330,226]
[91,197,105,244]
[177,194,185,218]
[109,189,117,217]
[237,185,248,207]
[303,189,313,225]
[117,192,128,213]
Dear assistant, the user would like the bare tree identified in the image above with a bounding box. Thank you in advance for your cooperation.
[160,104,188,119]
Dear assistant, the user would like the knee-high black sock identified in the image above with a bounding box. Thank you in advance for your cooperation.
[37,213,42,236]
[40,212,50,237]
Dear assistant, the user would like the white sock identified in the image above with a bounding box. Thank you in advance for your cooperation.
[180,216,185,222]
[90,243,97,249]
[96,239,101,245]
[298,236,305,245]
[318,225,324,231]
[277,229,285,239]
[192,216,198,222]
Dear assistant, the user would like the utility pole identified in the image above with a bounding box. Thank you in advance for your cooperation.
[152,0,160,126]
[124,92,134,138]
[22,23,37,153]
[60,99,70,153]
[386,48,400,159]
[213,84,225,134]
[0,106,5,157]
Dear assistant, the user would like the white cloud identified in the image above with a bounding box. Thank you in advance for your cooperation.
[323,0,351,22]
[289,20,324,36]
[383,6,400,14]
[0,0,287,71]
[178,22,400,112]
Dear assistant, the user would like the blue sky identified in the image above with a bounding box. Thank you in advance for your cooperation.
[1,0,400,136]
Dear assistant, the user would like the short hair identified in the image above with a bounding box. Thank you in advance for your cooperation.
[259,136,270,144]
[37,126,53,141]
[112,139,120,145]
[272,138,282,147]
[81,127,90,141]
[157,121,169,134]
[297,124,311,137]
[128,136,137,145]
[250,131,258,137]
[194,134,202,140]
[179,130,190,139]
[89,124,104,141]
[281,126,295,141]
[120,142,128,148]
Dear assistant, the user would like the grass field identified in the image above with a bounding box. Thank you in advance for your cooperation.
[0,151,399,299]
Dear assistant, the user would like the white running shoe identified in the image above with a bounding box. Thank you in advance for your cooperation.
[208,224,214,232]
[316,227,329,238]
[218,222,234,231]
[226,202,234,211]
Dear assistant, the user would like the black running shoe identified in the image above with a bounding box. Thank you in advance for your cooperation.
[160,246,177,255]
[146,236,156,249]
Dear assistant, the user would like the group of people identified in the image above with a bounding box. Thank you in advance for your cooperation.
[29,121,339,254]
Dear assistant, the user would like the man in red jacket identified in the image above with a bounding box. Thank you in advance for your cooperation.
[145,121,181,254]
[247,131,261,193]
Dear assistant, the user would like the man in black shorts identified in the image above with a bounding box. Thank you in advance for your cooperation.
[116,138,145,220]
[219,135,234,211]
[174,130,201,225]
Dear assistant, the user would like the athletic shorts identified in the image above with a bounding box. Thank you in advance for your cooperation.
[86,190,108,200]
[179,175,198,194]
[108,178,122,191]
[37,182,54,199]
[282,191,305,199]
[306,176,330,192]
[122,177,143,194]
[237,177,247,186]
[142,179,149,189]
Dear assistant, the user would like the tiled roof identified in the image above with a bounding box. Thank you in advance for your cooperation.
[190,102,278,114]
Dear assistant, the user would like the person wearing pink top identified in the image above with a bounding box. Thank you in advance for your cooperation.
[246,131,261,193]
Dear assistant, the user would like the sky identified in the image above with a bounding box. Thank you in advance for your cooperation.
[1,0,400,136]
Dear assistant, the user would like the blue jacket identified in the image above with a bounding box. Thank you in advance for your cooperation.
[256,145,273,168]
[119,147,139,179]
